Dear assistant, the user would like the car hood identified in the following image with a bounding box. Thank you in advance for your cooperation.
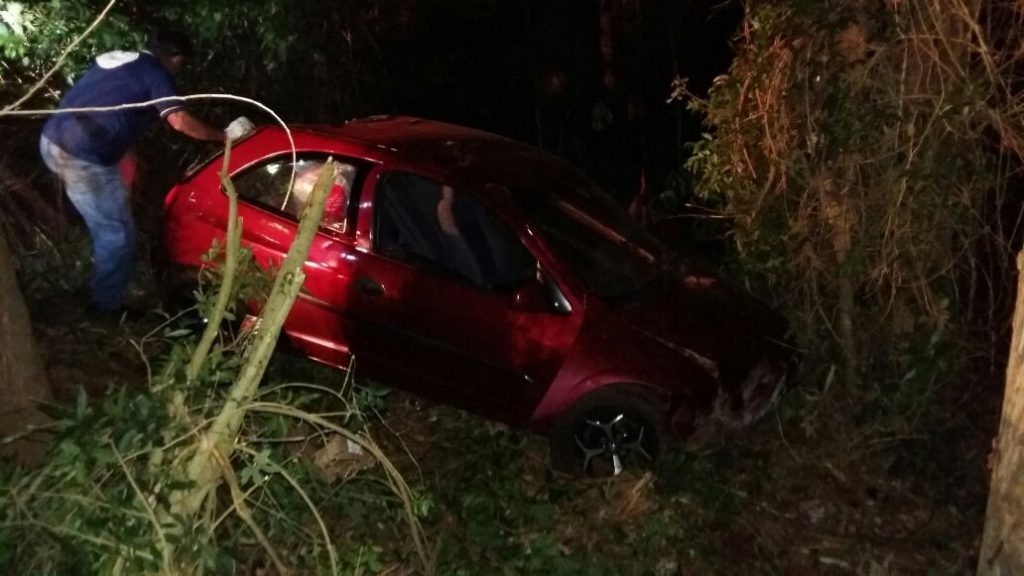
[611,273,788,382]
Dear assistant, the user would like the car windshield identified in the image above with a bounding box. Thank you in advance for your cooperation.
[479,153,664,297]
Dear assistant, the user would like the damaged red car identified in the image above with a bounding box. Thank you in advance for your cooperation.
[162,115,793,475]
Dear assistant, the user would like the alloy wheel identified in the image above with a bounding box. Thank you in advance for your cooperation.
[573,412,654,476]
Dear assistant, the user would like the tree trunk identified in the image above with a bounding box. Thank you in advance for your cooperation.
[0,226,51,466]
[978,250,1024,575]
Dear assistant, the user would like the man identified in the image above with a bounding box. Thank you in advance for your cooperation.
[39,29,253,316]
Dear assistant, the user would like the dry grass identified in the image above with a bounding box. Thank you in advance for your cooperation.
[690,0,1024,388]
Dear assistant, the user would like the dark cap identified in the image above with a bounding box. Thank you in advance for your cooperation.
[148,29,193,59]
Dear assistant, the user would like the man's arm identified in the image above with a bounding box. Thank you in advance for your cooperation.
[165,110,225,141]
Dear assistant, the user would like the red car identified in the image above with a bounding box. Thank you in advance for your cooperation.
[163,115,792,475]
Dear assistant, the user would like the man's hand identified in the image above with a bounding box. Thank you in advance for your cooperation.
[225,116,255,142]
[166,110,226,141]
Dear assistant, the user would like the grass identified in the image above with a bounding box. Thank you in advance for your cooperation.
[9,284,992,574]
[360,374,988,575]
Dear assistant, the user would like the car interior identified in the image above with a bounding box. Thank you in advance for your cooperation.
[373,171,534,291]
[233,155,355,233]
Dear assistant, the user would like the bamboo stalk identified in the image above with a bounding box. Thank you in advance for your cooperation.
[187,140,242,382]
[168,161,335,528]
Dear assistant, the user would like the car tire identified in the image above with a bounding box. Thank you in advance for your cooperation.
[549,386,666,477]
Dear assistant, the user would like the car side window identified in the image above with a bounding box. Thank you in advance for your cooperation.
[232,155,357,233]
[373,172,535,290]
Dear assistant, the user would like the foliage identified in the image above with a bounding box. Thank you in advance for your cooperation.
[0,1,141,84]
[424,413,670,576]
[0,338,430,573]
[0,0,405,120]
[0,162,429,574]
[684,0,1024,390]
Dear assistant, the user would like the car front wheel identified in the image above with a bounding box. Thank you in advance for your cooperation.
[549,387,665,477]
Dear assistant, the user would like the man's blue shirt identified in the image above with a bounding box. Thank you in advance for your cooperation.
[42,51,184,166]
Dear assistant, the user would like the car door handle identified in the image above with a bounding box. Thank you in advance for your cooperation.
[354,275,385,297]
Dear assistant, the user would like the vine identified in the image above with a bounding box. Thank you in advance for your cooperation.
[686,0,1024,396]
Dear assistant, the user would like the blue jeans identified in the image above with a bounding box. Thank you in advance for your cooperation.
[39,135,136,312]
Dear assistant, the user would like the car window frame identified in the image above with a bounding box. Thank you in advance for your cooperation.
[368,169,537,292]
[225,152,368,237]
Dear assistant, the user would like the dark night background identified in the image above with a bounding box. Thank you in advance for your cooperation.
[190,0,744,206]
[387,0,740,202]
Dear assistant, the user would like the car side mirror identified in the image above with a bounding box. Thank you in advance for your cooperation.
[511,273,573,315]
[511,280,551,313]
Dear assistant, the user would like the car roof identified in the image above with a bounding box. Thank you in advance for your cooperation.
[289,115,549,181]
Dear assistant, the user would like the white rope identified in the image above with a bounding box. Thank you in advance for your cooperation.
[2,94,298,203]
[0,0,301,207]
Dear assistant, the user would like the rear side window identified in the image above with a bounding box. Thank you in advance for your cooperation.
[231,155,357,233]
[373,171,535,290]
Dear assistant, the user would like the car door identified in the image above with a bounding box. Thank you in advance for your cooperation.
[225,153,367,369]
[344,168,583,425]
